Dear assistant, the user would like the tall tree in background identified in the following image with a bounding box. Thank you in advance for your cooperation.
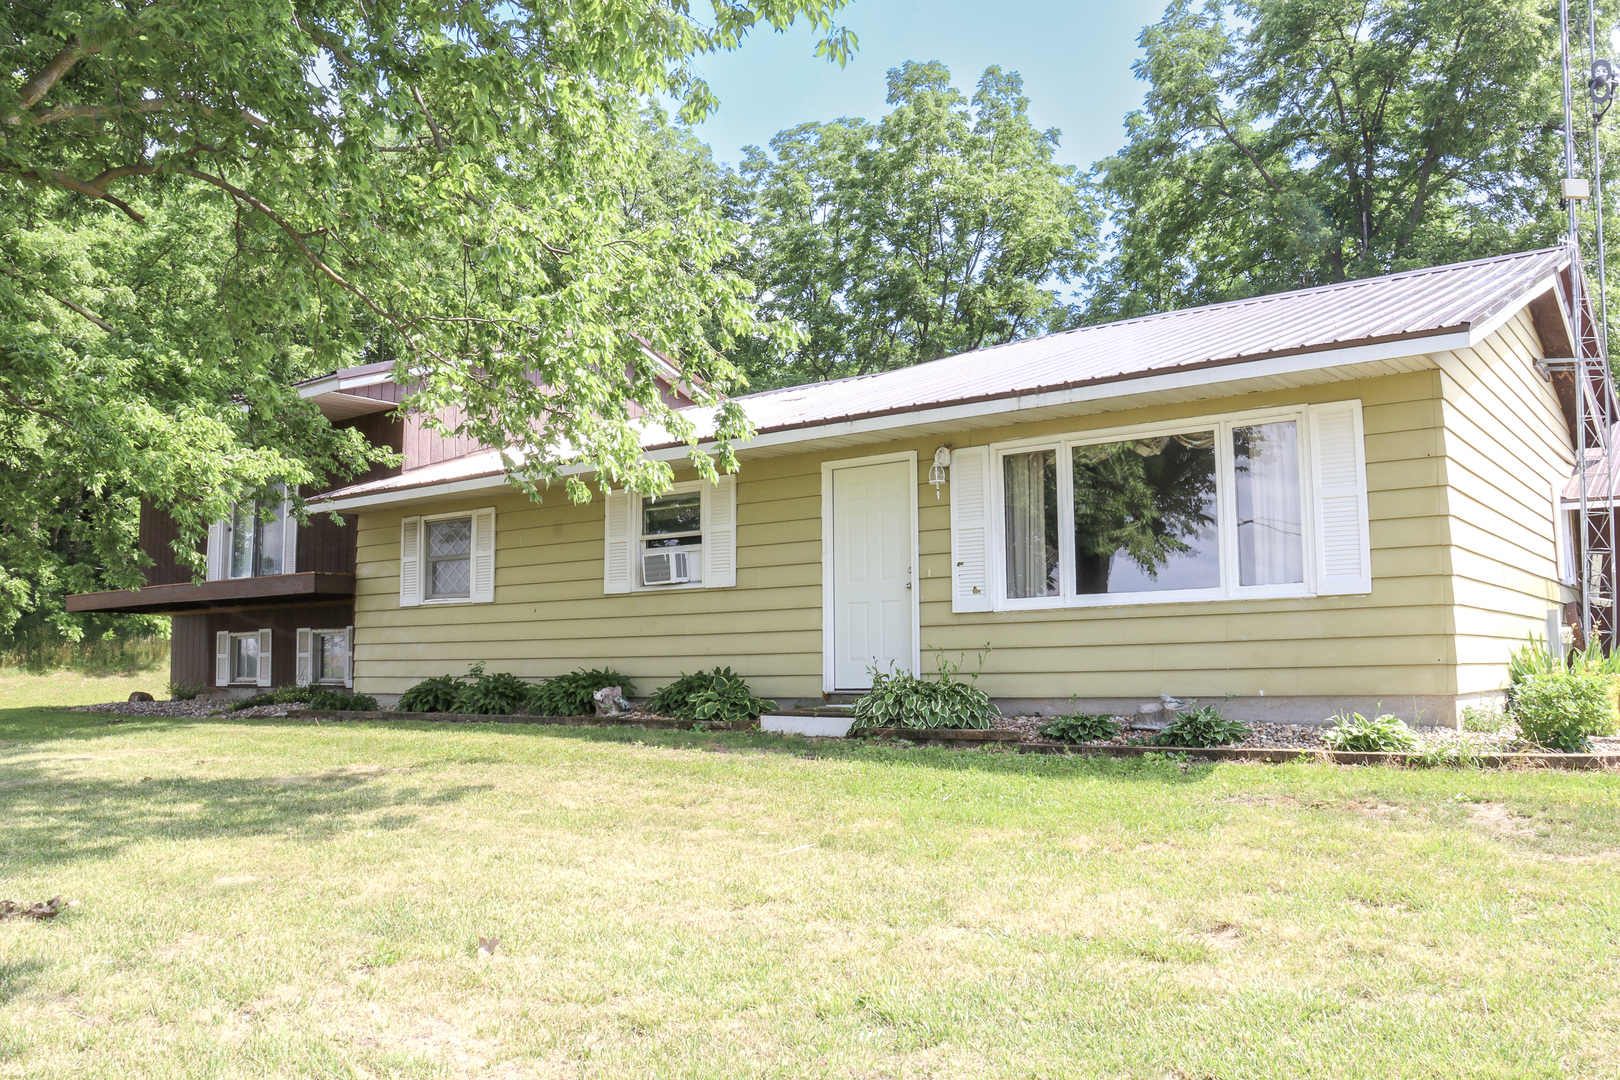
[1088,0,1569,319]
[0,1,851,636]
[737,61,1098,388]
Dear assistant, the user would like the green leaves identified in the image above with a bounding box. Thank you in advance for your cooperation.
[1088,0,1571,318]
[735,61,1099,389]
[0,1,853,632]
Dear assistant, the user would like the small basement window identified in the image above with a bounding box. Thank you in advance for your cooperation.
[229,632,259,684]
[312,629,349,684]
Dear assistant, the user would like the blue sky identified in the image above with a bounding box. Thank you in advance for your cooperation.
[687,0,1171,172]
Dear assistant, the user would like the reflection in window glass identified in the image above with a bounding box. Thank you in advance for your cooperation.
[315,631,349,683]
[228,500,285,577]
[642,492,703,548]
[229,504,256,578]
[1003,450,1059,598]
[1072,433,1220,594]
[231,633,258,682]
[1233,421,1304,585]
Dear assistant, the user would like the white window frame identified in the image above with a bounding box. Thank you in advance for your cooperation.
[422,511,475,602]
[209,489,296,582]
[310,627,350,685]
[987,405,1319,611]
[632,480,709,592]
[229,631,260,684]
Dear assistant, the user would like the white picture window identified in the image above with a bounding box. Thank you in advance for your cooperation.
[312,629,350,683]
[229,632,259,683]
[228,499,285,578]
[990,409,1323,609]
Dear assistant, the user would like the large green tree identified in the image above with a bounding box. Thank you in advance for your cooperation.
[736,61,1098,388]
[0,1,851,635]
[1088,0,1572,319]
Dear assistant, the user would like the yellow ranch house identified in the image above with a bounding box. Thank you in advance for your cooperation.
[311,248,1592,727]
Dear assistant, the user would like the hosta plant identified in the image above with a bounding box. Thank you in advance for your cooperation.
[1323,712,1418,753]
[850,652,999,731]
[451,665,533,715]
[1038,713,1121,743]
[527,668,636,716]
[397,673,467,713]
[1152,704,1250,748]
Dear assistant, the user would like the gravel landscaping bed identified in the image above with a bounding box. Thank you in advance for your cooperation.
[995,713,1620,754]
[72,699,309,719]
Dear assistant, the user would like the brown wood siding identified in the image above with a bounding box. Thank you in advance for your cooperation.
[170,602,355,689]
[297,513,357,574]
[139,501,196,585]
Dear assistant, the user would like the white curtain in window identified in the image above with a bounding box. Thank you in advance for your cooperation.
[1234,421,1304,585]
[1003,451,1057,598]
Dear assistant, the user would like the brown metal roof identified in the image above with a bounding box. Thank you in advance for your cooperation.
[706,246,1570,438]
[314,247,1572,506]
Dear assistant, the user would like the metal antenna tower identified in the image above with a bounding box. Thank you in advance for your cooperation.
[1561,0,1619,649]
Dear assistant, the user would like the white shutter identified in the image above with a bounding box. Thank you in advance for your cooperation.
[215,630,230,686]
[603,490,633,593]
[281,496,298,575]
[295,628,312,686]
[704,474,738,588]
[1308,401,1372,595]
[470,507,496,603]
[256,628,273,687]
[950,446,992,612]
[399,516,422,607]
[206,521,227,581]
[345,625,355,688]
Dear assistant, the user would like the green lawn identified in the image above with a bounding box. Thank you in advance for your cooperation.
[2,708,1617,1079]
[0,667,168,709]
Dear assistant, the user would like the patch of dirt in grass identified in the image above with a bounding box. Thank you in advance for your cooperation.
[1225,794,1303,808]
[1193,922,1244,950]
[1470,802,1536,838]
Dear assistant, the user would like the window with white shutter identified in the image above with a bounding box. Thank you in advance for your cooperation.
[470,508,496,603]
[256,628,273,687]
[215,630,230,686]
[603,490,634,594]
[1307,401,1372,596]
[949,446,992,612]
[295,628,313,686]
[399,515,422,606]
[618,478,739,591]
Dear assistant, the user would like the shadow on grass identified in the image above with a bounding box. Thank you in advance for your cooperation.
[0,749,490,872]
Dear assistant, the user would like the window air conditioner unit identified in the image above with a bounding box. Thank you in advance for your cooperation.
[642,549,692,585]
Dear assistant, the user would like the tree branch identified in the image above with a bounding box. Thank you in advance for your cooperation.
[12,37,101,115]
[1,264,116,332]
[410,86,448,152]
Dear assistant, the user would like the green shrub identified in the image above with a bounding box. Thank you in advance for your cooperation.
[1507,636,1562,687]
[449,664,532,715]
[1512,672,1618,752]
[397,673,467,713]
[230,685,378,711]
[649,667,741,720]
[304,688,378,711]
[850,653,999,731]
[1038,712,1121,743]
[687,673,776,726]
[1322,712,1418,753]
[527,668,636,716]
[1153,704,1249,748]
[168,681,208,701]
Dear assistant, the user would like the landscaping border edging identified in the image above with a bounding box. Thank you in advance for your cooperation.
[286,709,744,731]
[1018,741,1620,769]
[855,727,1023,744]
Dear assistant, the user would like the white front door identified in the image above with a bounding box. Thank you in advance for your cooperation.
[829,458,915,691]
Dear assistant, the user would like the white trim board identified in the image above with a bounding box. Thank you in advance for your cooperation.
[820,450,921,694]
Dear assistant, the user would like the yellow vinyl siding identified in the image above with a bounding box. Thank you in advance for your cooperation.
[1434,310,1574,694]
[352,368,1482,704]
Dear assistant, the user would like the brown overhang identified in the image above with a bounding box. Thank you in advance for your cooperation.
[65,573,356,615]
